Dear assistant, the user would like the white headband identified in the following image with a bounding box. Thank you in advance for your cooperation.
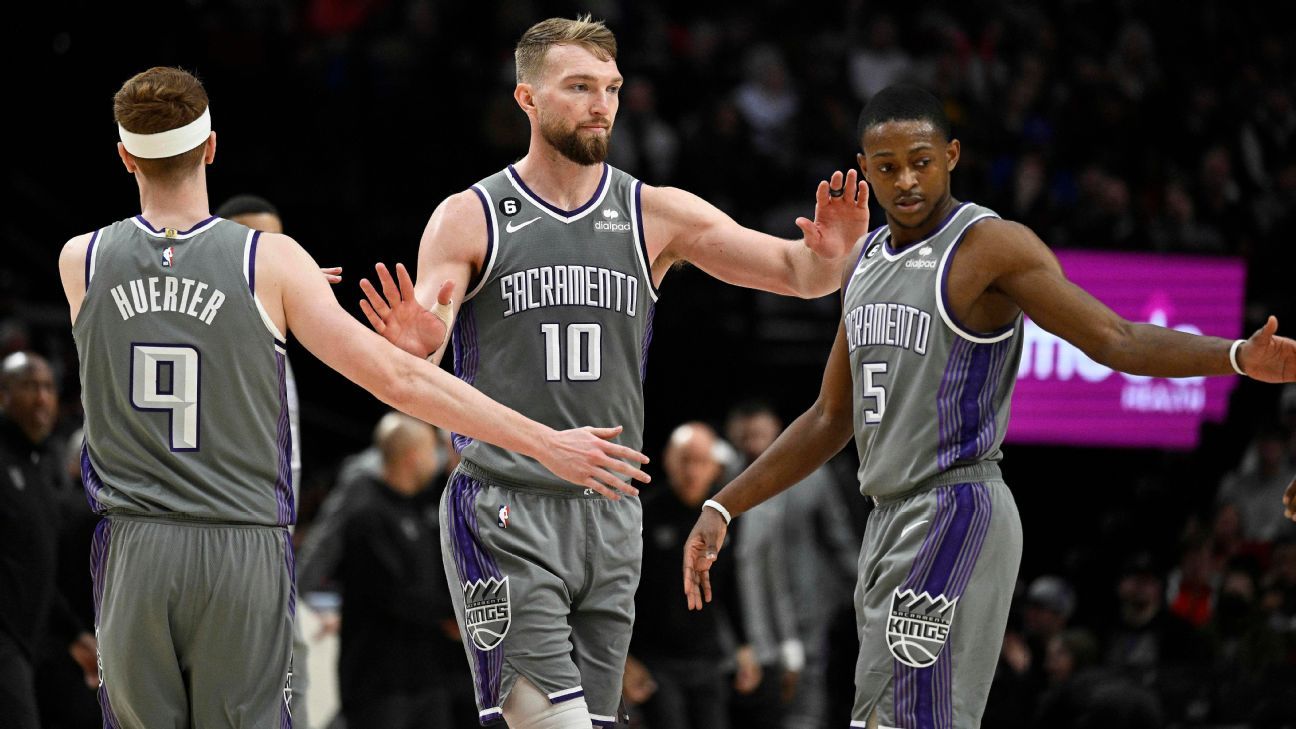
[118,106,211,159]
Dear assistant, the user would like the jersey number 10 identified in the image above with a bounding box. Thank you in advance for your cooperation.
[541,323,602,381]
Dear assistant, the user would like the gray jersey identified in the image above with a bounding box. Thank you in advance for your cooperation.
[843,203,1023,498]
[74,216,294,525]
[451,164,656,489]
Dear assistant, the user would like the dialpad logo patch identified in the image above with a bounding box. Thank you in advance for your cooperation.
[464,576,511,651]
[886,588,958,668]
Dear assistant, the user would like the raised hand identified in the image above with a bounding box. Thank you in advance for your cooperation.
[682,508,729,610]
[795,169,871,260]
[1239,316,1296,383]
[537,425,651,500]
[359,263,454,358]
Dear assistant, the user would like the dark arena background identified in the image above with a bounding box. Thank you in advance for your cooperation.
[3,1,1295,727]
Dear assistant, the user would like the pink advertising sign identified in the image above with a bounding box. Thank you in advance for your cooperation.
[1007,250,1246,449]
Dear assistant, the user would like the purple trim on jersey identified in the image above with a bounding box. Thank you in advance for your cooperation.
[445,472,507,724]
[468,187,494,295]
[135,215,218,235]
[84,229,101,289]
[591,718,617,728]
[936,338,1013,470]
[81,440,107,512]
[509,163,609,218]
[937,217,1014,338]
[274,351,295,525]
[891,482,993,729]
[640,302,655,382]
[451,301,480,453]
[90,519,123,729]
[883,203,968,257]
[633,181,659,299]
[248,230,262,294]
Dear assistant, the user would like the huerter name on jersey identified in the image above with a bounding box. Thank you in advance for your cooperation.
[109,275,227,326]
[845,302,931,355]
[500,264,641,318]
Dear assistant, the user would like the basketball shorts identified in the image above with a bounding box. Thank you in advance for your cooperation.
[441,460,642,727]
[850,464,1022,729]
[91,515,296,728]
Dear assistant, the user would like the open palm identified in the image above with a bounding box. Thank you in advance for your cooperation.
[795,169,871,260]
[359,263,453,358]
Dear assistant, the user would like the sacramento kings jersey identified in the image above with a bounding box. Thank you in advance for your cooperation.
[452,164,656,489]
[74,216,294,526]
[843,203,1023,498]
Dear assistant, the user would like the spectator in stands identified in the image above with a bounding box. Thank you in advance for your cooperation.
[631,422,751,729]
[1218,425,1294,543]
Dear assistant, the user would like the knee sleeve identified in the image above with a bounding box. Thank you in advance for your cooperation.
[503,677,592,729]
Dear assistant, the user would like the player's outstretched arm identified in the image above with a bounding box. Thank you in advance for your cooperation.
[260,233,649,498]
[643,170,870,299]
[358,192,483,364]
[974,220,1296,380]
[683,318,856,611]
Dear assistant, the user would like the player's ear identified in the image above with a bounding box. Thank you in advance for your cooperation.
[203,132,217,165]
[856,152,869,183]
[946,139,961,172]
[514,83,537,115]
[117,142,138,174]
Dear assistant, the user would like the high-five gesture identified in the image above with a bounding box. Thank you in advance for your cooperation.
[1238,316,1296,383]
[359,262,453,358]
[795,169,871,260]
[682,508,730,611]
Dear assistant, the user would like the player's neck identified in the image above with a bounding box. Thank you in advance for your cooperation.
[513,146,605,211]
[136,173,212,230]
[888,196,960,248]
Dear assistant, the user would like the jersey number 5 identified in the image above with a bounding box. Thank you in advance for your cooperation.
[541,323,601,381]
[860,361,888,424]
[131,343,201,451]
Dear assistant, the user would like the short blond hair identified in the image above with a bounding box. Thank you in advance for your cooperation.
[514,14,617,84]
[113,67,210,181]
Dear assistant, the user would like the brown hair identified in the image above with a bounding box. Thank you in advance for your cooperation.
[514,14,617,84]
[113,67,210,181]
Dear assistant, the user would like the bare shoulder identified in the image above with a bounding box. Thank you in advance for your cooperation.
[961,218,1055,270]
[420,189,488,262]
[639,184,707,219]
[59,232,95,268]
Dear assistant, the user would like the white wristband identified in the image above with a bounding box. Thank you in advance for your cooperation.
[703,499,732,525]
[1229,339,1247,376]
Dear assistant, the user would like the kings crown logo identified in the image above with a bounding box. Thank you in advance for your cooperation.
[886,588,958,668]
[463,576,511,651]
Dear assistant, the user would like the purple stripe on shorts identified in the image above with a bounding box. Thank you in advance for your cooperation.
[893,482,994,729]
[451,301,479,453]
[445,472,508,722]
[274,352,295,525]
[90,519,122,728]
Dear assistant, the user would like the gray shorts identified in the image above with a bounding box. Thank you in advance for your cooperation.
[91,516,296,728]
[441,461,642,727]
[851,464,1022,728]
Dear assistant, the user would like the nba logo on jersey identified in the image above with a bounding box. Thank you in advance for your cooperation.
[497,504,510,528]
[161,247,175,267]
[886,589,958,668]
[463,576,511,651]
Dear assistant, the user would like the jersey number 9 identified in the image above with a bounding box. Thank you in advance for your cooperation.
[131,343,201,451]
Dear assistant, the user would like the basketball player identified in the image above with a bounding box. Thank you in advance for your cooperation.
[358,15,871,729]
[57,66,649,728]
[683,84,1296,729]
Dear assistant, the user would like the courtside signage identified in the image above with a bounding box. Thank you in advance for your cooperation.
[1008,250,1245,449]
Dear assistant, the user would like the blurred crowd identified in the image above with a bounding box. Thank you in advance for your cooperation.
[5,0,1296,727]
